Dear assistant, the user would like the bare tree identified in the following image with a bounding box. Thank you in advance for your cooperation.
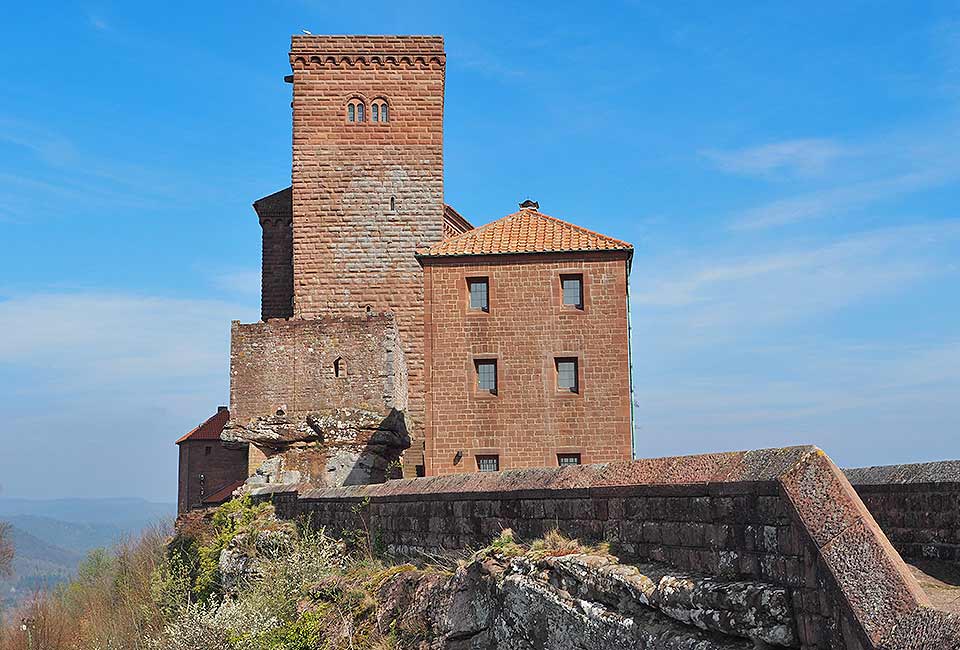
[0,521,13,577]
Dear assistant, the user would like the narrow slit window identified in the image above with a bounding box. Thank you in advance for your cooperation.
[556,357,579,393]
[372,103,379,122]
[381,103,388,122]
[558,453,581,467]
[475,359,497,393]
[357,103,365,122]
[477,455,500,472]
[468,278,489,312]
[390,196,396,212]
[347,104,355,122]
[561,275,584,309]
[334,357,342,378]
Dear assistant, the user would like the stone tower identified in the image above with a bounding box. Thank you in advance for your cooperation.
[288,36,446,469]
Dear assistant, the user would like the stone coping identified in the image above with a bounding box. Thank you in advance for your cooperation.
[845,460,960,486]
[250,445,960,648]
[251,446,814,501]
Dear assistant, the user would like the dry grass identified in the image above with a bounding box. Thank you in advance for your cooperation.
[477,528,611,562]
[529,528,610,558]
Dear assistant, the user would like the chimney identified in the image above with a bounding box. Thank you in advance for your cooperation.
[519,199,539,210]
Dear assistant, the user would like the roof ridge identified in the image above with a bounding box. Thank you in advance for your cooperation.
[421,207,633,258]
[525,209,634,249]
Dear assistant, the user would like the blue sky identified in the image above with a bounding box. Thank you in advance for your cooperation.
[1,1,958,501]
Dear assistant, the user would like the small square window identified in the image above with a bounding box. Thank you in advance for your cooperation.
[477,455,500,472]
[476,359,498,393]
[556,358,579,393]
[558,453,581,467]
[561,275,584,309]
[468,278,489,312]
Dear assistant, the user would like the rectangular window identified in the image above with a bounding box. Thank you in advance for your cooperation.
[476,359,498,393]
[477,455,500,472]
[556,358,579,393]
[468,278,489,312]
[558,453,581,467]
[204,446,212,456]
[561,275,584,309]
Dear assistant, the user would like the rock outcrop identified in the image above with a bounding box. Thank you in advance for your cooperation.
[224,408,411,488]
[377,553,797,649]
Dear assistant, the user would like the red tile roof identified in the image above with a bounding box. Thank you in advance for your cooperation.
[175,408,229,444]
[420,207,633,258]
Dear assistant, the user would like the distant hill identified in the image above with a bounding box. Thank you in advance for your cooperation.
[4,515,123,556]
[0,498,176,613]
[1,524,82,612]
[0,497,175,532]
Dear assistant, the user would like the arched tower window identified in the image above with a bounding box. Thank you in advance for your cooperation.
[346,98,366,123]
[372,99,389,123]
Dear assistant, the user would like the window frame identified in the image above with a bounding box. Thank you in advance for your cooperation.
[555,357,580,394]
[467,277,490,312]
[560,274,585,310]
[554,270,591,314]
[476,454,500,473]
[557,453,582,467]
[474,358,498,395]
[371,98,390,123]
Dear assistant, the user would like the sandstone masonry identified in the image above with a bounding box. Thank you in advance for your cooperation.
[177,33,634,503]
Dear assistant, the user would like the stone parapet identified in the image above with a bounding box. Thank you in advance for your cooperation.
[252,446,960,649]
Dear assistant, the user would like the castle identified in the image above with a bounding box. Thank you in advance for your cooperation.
[177,35,634,514]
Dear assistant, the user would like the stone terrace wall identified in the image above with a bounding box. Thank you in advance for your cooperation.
[252,446,960,649]
[847,461,960,567]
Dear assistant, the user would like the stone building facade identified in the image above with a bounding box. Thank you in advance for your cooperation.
[175,407,248,514]
[176,35,634,506]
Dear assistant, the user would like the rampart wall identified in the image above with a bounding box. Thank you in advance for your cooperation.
[251,446,960,649]
[847,461,960,567]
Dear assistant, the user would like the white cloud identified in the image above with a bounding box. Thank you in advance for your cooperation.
[0,292,252,379]
[633,220,960,333]
[629,220,960,467]
[211,269,261,297]
[730,169,953,230]
[702,138,848,178]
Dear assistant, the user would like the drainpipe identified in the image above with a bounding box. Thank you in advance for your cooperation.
[626,253,637,460]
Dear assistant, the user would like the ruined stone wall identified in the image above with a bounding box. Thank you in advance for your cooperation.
[253,447,958,649]
[288,36,446,471]
[422,252,632,475]
[228,314,410,485]
[229,314,405,423]
[847,461,960,567]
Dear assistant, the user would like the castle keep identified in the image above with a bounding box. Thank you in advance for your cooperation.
[177,35,633,511]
